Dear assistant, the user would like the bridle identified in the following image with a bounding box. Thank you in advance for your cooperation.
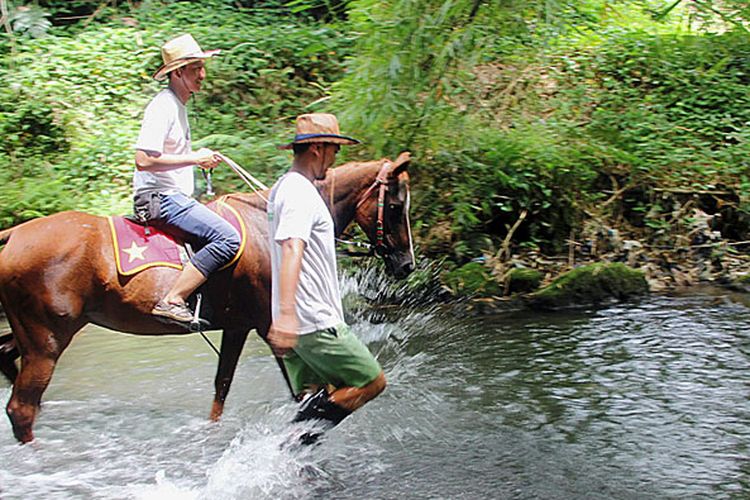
[355,161,393,256]
[330,161,406,257]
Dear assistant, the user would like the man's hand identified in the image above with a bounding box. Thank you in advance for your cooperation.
[268,314,299,357]
[194,147,222,170]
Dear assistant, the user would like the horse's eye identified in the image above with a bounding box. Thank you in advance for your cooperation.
[388,204,403,225]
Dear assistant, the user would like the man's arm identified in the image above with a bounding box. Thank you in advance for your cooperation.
[268,237,305,356]
[135,147,221,172]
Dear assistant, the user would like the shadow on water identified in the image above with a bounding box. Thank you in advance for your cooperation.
[1,266,749,499]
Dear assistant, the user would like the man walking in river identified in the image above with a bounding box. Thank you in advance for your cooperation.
[267,113,386,442]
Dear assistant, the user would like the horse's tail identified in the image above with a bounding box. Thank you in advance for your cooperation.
[0,333,18,384]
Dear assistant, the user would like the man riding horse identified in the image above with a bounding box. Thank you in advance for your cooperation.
[0,36,415,444]
[134,34,240,326]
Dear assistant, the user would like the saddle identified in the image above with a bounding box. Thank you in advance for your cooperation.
[108,197,246,276]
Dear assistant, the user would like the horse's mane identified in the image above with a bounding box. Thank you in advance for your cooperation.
[317,159,384,193]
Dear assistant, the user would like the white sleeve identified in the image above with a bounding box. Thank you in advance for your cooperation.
[273,176,314,244]
[135,97,171,154]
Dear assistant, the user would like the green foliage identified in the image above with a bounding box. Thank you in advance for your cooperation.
[442,261,502,297]
[0,24,155,217]
[0,85,68,161]
[569,30,750,191]
[335,0,750,262]
[0,160,75,226]
[1,0,749,276]
[0,0,353,224]
[417,122,597,257]
[9,4,52,38]
[335,0,485,155]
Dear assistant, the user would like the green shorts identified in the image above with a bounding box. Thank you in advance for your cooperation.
[283,323,382,395]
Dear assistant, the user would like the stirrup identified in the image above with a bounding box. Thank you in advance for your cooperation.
[152,300,194,323]
[152,299,209,330]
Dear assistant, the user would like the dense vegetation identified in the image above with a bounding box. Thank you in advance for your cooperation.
[1,0,748,290]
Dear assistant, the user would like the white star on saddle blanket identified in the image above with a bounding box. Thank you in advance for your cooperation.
[122,241,147,263]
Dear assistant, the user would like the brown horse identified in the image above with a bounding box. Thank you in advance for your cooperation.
[0,152,414,443]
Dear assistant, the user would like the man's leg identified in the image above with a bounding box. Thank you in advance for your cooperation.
[162,262,206,306]
[328,371,386,412]
[152,193,240,323]
[290,324,386,425]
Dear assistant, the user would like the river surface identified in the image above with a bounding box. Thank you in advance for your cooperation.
[0,282,749,499]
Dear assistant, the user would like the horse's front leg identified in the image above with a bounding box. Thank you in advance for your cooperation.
[210,327,250,421]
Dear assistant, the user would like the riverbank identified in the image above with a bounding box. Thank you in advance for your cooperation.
[387,210,747,317]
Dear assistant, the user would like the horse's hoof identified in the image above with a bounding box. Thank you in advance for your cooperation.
[12,427,34,444]
[209,401,224,421]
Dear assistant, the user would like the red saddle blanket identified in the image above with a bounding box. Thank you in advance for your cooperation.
[108,198,246,276]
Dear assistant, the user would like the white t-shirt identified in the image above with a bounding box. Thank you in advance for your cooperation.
[268,172,344,335]
[133,88,195,197]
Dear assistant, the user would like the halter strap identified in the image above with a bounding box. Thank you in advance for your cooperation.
[329,166,336,210]
[330,160,393,256]
[356,161,391,254]
[355,161,391,210]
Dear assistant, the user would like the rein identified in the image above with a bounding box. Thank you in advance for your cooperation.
[216,155,396,257]
[217,153,269,203]
[335,236,374,257]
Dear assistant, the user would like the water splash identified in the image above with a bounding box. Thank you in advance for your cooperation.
[129,470,200,500]
[201,416,318,499]
[340,257,450,314]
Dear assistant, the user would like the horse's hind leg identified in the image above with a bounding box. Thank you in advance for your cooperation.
[5,318,75,443]
[7,353,60,443]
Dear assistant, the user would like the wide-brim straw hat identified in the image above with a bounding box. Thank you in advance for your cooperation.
[153,34,220,81]
[278,113,361,150]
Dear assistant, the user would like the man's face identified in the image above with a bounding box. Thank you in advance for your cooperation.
[178,60,206,93]
[315,143,340,179]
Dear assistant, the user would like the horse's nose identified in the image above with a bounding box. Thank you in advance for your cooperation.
[395,260,414,279]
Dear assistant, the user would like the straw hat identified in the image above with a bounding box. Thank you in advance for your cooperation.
[152,34,220,81]
[278,113,361,150]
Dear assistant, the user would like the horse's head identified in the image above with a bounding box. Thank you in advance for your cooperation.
[354,152,415,279]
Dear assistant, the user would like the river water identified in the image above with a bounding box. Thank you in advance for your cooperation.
[0,279,749,499]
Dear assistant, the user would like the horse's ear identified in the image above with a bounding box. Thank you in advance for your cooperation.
[389,151,411,177]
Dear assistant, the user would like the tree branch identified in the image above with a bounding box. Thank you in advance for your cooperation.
[0,0,12,36]
[0,0,16,62]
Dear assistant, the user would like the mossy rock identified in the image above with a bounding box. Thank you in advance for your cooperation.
[528,262,648,310]
[442,261,502,297]
[729,274,750,293]
[506,267,543,294]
